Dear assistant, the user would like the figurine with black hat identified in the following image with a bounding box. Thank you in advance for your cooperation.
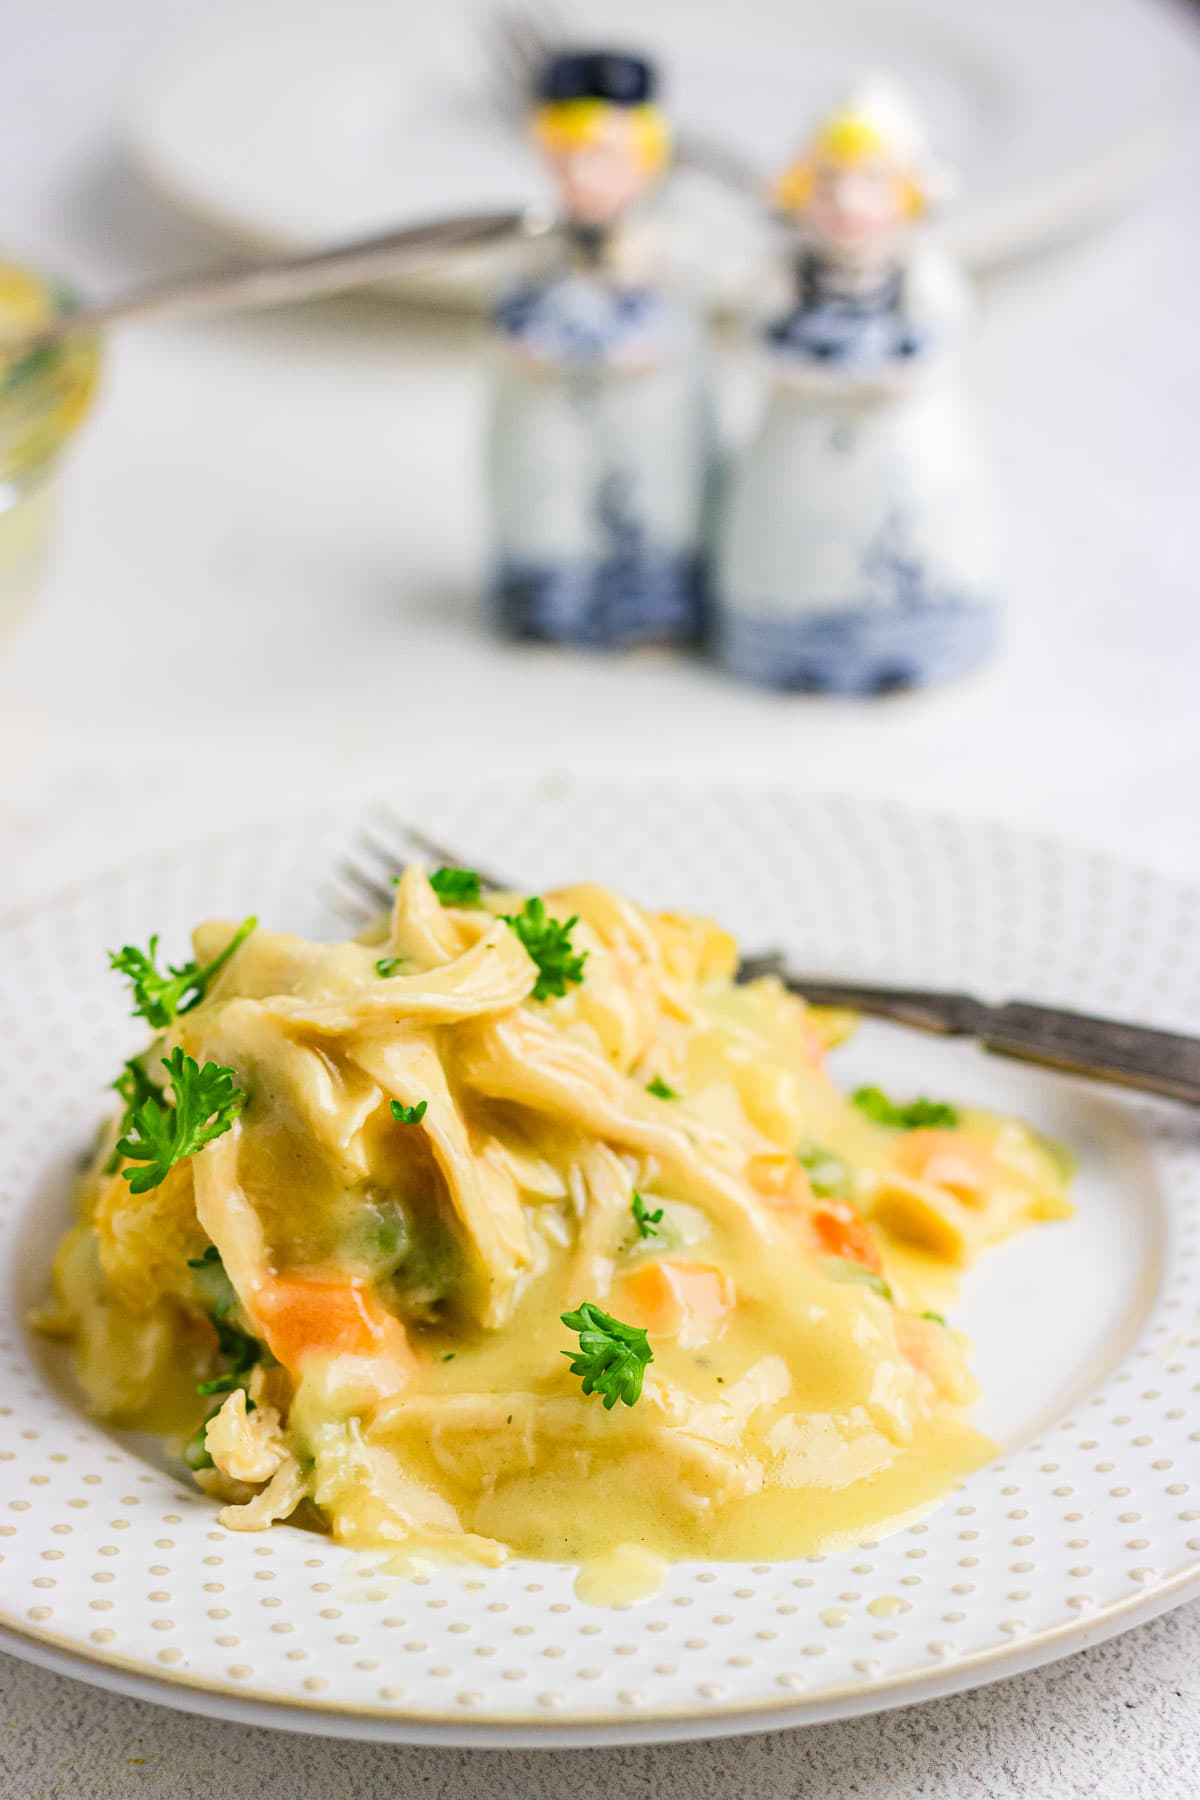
[485,47,714,649]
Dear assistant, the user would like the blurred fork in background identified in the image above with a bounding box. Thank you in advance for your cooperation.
[333,814,1200,1107]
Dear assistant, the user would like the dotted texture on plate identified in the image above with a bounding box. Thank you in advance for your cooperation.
[0,784,1198,1738]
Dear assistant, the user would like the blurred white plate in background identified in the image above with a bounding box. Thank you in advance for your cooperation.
[127,0,1181,306]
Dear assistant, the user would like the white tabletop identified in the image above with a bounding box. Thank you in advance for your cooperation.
[1,1,1199,1793]
[0,1611,1197,1798]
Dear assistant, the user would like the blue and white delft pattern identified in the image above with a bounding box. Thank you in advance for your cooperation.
[493,277,672,366]
[766,254,931,370]
[487,270,711,648]
[713,255,998,693]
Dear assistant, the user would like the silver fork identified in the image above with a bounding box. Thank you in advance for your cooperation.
[335,815,1200,1107]
[332,818,521,921]
[2,208,551,357]
[5,12,763,361]
[482,3,765,198]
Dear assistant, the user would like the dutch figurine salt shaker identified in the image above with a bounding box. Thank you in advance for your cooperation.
[487,50,713,648]
[713,79,999,693]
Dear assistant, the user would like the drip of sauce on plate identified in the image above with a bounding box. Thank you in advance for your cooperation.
[868,1593,908,1618]
[574,1543,669,1606]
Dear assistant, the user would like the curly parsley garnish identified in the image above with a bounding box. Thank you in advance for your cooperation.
[115,1048,246,1193]
[186,1242,237,1318]
[853,1086,958,1130]
[108,917,256,1028]
[178,1243,264,1465]
[630,1191,663,1240]
[646,1075,678,1101]
[184,1335,263,1469]
[429,867,482,907]
[390,1099,428,1126]
[502,898,587,1002]
[195,1311,261,1397]
[187,1244,223,1270]
[561,1302,653,1409]
[103,1055,162,1173]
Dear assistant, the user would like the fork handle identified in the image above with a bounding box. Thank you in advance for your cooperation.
[982,1002,1200,1105]
[3,208,545,354]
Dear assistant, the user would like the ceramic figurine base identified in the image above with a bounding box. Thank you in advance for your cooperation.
[716,599,996,693]
[492,551,704,648]
[715,367,998,693]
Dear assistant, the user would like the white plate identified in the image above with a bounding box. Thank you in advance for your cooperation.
[1,784,1199,1746]
[127,0,1179,303]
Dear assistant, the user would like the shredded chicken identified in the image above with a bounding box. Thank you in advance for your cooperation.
[44,864,1072,1567]
[199,1387,309,1532]
[204,1387,289,1486]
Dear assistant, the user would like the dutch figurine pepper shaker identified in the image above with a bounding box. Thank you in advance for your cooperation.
[713,79,999,693]
[486,50,714,648]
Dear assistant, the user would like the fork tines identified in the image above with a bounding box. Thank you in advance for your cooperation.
[484,5,565,115]
[329,836,399,925]
[330,817,517,925]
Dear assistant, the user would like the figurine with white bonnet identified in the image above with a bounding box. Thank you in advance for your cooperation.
[713,79,999,693]
[486,50,713,648]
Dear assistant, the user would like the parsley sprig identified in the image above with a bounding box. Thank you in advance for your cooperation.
[630,1191,663,1240]
[186,1243,237,1318]
[108,917,256,1028]
[561,1302,653,1409]
[853,1086,958,1130]
[179,1246,264,1471]
[375,956,405,978]
[195,1309,261,1396]
[429,867,482,907]
[502,898,587,1002]
[390,1099,428,1125]
[104,1055,162,1173]
[646,1075,678,1101]
[177,1243,263,1466]
[115,1048,246,1193]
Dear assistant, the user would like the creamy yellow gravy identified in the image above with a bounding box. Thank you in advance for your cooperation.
[39,872,1072,1578]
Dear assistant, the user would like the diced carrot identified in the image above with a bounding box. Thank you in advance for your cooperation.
[796,1018,826,1066]
[808,1201,883,1275]
[893,1310,974,1405]
[894,1310,941,1377]
[892,1130,993,1204]
[622,1260,735,1345]
[256,1274,415,1373]
[749,1154,810,1210]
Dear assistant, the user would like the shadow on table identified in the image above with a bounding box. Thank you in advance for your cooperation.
[59,148,225,286]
